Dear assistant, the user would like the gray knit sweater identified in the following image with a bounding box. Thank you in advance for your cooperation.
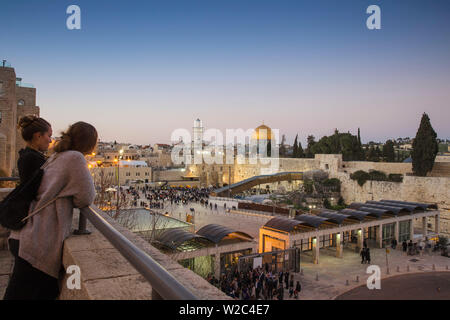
[10,150,96,278]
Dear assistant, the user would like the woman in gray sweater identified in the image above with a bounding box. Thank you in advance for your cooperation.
[4,121,97,300]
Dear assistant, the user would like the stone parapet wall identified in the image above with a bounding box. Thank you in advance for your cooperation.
[0,189,13,250]
[59,208,230,300]
[341,161,412,175]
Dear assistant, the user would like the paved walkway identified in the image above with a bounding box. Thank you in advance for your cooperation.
[290,247,450,300]
[335,272,450,299]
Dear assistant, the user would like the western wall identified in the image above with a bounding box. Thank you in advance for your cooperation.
[189,154,450,236]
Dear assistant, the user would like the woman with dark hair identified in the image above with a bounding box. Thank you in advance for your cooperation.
[3,115,52,299]
[4,121,97,300]
[16,115,52,182]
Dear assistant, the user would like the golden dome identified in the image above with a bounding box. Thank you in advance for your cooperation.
[252,124,275,140]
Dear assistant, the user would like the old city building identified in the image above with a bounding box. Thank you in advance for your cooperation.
[0,60,40,177]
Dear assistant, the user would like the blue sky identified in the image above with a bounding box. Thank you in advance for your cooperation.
[2,0,450,145]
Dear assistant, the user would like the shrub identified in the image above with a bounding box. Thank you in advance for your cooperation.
[388,174,403,183]
[322,178,341,192]
[369,170,387,181]
[337,197,345,206]
[303,179,314,194]
[350,170,371,186]
[323,198,331,209]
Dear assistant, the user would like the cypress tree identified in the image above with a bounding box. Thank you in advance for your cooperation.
[298,140,304,158]
[293,134,299,158]
[383,140,395,162]
[411,113,438,176]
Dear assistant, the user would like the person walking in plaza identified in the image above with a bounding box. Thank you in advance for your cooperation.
[360,247,367,264]
[407,240,413,255]
[426,237,433,255]
[276,283,284,300]
[294,281,301,299]
[391,238,397,250]
[289,275,294,298]
[418,239,425,256]
[366,248,371,264]
[284,271,289,289]
[402,240,408,254]
[4,121,97,300]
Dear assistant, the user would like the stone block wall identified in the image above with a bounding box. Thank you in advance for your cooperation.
[335,172,450,236]
[59,208,230,300]
[0,67,17,176]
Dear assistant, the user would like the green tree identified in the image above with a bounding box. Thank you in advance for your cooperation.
[306,135,316,158]
[297,140,304,158]
[367,145,378,162]
[411,113,439,176]
[279,134,287,157]
[293,134,299,158]
[383,140,395,162]
[310,131,363,161]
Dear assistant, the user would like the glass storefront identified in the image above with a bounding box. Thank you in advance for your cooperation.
[399,220,411,242]
[382,223,395,247]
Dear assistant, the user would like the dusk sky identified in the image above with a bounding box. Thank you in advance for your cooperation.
[2,0,450,145]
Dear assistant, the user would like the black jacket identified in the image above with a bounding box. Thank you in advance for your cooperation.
[17,147,47,184]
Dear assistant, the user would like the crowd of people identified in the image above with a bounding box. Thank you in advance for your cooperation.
[402,238,435,256]
[207,265,302,300]
[110,185,213,209]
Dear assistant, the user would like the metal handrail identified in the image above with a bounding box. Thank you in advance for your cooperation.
[0,177,19,182]
[78,205,198,300]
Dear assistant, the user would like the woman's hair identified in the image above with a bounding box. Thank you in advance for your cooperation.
[53,122,98,155]
[17,115,51,142]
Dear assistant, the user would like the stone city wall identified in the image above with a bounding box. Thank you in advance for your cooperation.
[334,172,450,236]
[153,168,185,182]
[341,161,412,175]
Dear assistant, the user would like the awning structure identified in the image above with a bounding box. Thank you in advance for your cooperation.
[380,200,438,211]
[263,216,305,233]
[336,209,373,221]
[364,201,412,215]
[196,224,254,244]
[156,228,214,251]
[294,215,331,228]
[260,200,439,250]
[318,210,351,224]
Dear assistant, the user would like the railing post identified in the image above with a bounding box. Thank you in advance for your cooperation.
[152,289,163,300]
[73,210,91,235]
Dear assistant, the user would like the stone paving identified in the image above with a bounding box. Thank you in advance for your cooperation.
[335,272,450,299]
[290,247,450,300]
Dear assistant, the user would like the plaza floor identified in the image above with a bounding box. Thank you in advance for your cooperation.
[335,272,450,300]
